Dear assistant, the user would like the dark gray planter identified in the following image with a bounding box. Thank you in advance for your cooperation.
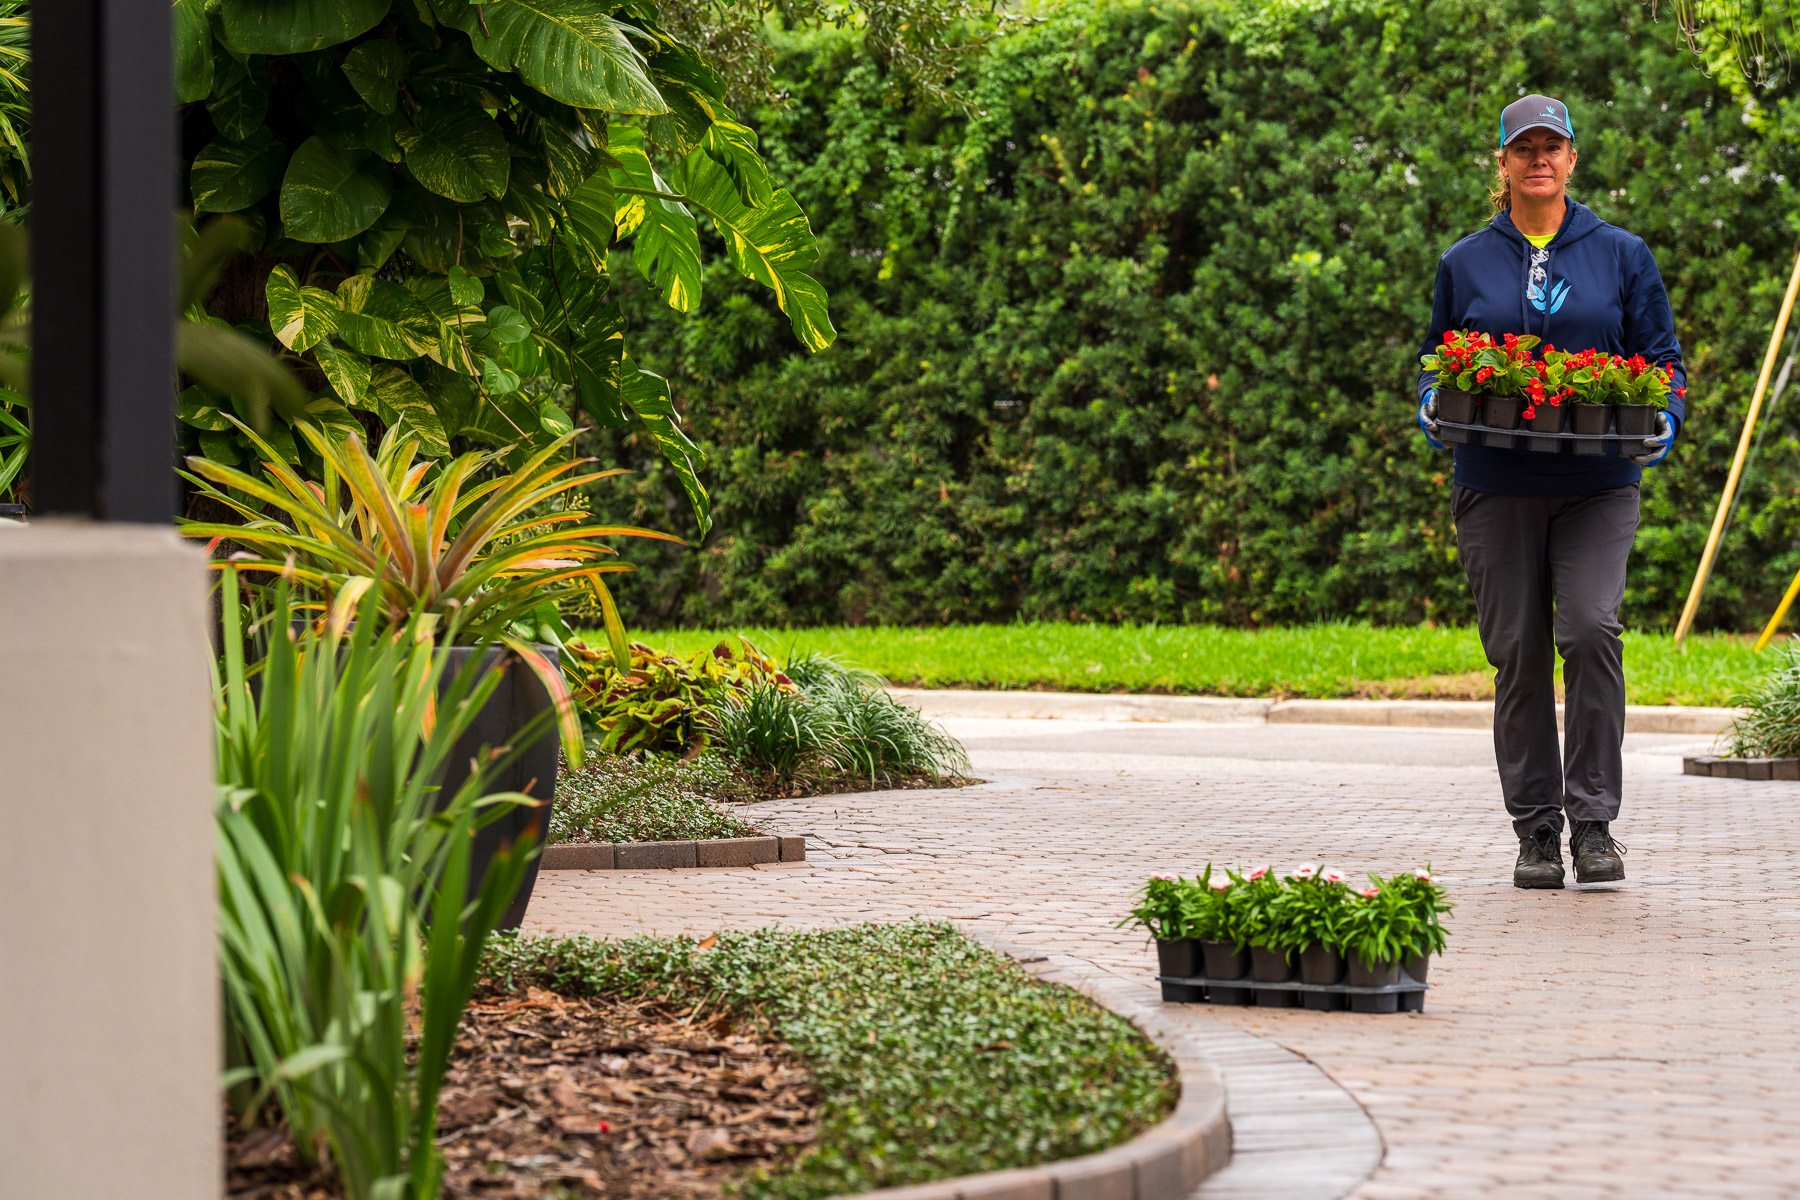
[1250,945,1298,1008]
[438,645,561,932]
[1570,403,1611,455]
[1481,396,1522,448]
[1156,938,1203,1003]
[1523,401,1566,453]
[1616,403,1659,457]
[1347,956,1401,1014]
[1299,944,1348,1012]
[1435,389,1479,444]
[1200,940,1252,1006]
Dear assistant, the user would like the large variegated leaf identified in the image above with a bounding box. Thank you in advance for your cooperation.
[678,152,835,351]
[191,131,287,213]
[207,59,270,143]
[569,302,627,426]
[335,275,439,359]
[560,170,617,275]
[642,35,729,153]
[302,397,366,446]
[313,340,374,410]
[265,266,341,352]
[429,0,667,114]
[398,102,510,203]
[609,127,700,312]
[341,40,407,115]
[622,356,709,536]
[174,0,215,104]
[280,138,394,243]
[369,364,451,457]
[219,0,392,55]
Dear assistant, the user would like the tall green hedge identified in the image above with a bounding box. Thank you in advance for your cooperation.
[589,0,1800,630]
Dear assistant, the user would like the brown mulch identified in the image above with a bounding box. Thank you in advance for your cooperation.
[225,986,820,1199]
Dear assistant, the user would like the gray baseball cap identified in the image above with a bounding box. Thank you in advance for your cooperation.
[1500,94,1575,146]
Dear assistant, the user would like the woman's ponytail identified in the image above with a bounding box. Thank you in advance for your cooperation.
[1490,149,1511,212]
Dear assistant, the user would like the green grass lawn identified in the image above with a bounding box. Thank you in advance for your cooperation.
[605,622,1770,708]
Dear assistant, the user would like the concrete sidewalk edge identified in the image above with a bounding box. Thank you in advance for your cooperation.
[888,687,1739,736]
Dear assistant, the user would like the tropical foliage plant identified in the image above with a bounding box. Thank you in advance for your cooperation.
[565,636,796,754]
[0,0,24,216]
[214,574,539,1200]
[172,0,837,535]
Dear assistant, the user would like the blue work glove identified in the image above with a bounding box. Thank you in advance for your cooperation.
[1418,389,1446,450]
[1627,412,1676,467]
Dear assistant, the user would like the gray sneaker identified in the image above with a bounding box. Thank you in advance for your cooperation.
[1570,819,1626,883]
[1514,825,1566,889]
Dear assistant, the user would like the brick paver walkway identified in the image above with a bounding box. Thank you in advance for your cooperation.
[526,719,1800,1199]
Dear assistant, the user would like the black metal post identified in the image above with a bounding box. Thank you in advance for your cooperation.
[31,0,175,522]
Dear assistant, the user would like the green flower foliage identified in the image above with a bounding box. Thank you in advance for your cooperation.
[596,0,1800,630]
[482,920,1178,1198]
[170,0,839,534]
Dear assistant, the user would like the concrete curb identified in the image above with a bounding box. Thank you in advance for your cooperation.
[825,937,1232,1200]
[541,835,806,871]
[890,688,1739,736]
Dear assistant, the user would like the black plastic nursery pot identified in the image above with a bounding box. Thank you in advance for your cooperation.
[1481,396,1523,448]
[1299,945,1348,1012]
[1435,389,1480,444]
[1570,403,1610,456]
[437,645,561,933]
[1250,945,1299,1008]
[1523,402,1567,453]
[1615,403,1658,456]
[1156,939,1204,1003]
[1201,941,1253,1006]
[1400,954,1431,1013]
[1347,957,1401,1014]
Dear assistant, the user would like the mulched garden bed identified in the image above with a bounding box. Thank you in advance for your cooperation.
[225,987,818,1199]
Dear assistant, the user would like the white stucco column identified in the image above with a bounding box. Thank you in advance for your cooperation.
[0,520,218,1198]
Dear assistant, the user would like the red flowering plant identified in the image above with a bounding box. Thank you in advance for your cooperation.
[1544,347,1681,410]
[1420,330,1541,397]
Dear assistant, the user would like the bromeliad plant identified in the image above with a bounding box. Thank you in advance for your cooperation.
[215,574,539,1200]
[182,417,678,640]
[565,637,797,755]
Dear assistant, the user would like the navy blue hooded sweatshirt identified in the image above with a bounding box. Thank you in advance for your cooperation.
[1417,199,1687,496]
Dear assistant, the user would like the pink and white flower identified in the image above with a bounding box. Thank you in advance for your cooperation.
[1414,869,1434,882]
[1208,876,1233,891]
[1291,863,1318,879]
[1360,886,1381,899]
[1152,873,1177,881]
[1247,865,1271,881]
[1322,870,1346,884]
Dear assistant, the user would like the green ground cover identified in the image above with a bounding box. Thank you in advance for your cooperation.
[483,921,1176,1199]
[618,624,1767,708]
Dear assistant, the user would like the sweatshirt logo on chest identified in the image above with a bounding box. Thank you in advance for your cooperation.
[1526,246,1571,314]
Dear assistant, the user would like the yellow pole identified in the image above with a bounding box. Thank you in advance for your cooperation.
[1673,245,1800,643]
[1755,569,1800,651]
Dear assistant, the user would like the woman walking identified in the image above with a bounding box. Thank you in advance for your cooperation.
[1416,94,1686,889]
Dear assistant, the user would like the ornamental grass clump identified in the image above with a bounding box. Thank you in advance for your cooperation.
[1724,641,1800,760]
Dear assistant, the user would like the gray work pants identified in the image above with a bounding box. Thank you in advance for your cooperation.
[1453,484,1640,838]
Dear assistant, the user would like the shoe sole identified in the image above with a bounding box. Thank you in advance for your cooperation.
[1575,863,1624,884]
[1514,873,1566,889]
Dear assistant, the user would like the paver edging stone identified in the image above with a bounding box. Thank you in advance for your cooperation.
[821,942,1231,1200]
[541,835,804,871]
[1683,755,1800,780]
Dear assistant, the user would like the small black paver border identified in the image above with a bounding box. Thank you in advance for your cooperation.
[1683,755,1800,781]
[542,834,804,870]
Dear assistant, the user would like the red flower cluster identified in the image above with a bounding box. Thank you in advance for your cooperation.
[1425,330,1681,419]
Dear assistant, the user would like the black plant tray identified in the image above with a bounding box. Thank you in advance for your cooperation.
[1435,420,1652,455]
[1157,970,1429,1013]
